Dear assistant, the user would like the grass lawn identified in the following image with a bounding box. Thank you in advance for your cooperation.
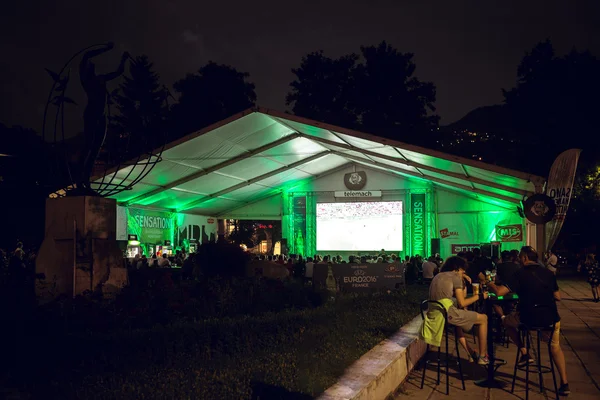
[5,284,428,399]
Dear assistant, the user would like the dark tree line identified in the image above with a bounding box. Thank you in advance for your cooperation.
[286,41,440,145]
[4,39,600,248]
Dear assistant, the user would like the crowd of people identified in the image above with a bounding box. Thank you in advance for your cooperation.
[0,241,37,309]
[425,247,571,396]
[250,251,441,281]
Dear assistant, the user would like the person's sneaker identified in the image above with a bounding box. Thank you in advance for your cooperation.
[477,355,490,365]
[558,383,570,396]
[518,353,535,366]
[468,350,478,363]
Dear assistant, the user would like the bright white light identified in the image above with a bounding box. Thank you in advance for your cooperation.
[316,201,403,251]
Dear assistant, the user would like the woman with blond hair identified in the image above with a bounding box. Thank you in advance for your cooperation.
[579,254,600,302]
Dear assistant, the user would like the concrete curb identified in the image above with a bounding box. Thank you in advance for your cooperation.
[317,314,425,400]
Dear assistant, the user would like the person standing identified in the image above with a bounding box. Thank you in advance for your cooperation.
[546,250,558,275]
[421,256,438,284]
[578,254,599,302]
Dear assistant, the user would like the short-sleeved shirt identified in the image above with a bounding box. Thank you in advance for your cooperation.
[429,271,478,331]
[422,261,437,279]
[506,263,560,327]
[429,271,463,301]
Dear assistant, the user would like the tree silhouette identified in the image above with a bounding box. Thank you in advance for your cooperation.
[0,123,48,246]
[286,41,439,144]
[356,42,439,141]
[111,55,169,153]
[503,40,600,167]
[171,62,256,137]
[286,51,359,128]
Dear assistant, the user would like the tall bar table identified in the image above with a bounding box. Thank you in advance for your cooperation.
[474,292,518,388]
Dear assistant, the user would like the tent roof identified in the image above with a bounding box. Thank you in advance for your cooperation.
[103,107,545,216]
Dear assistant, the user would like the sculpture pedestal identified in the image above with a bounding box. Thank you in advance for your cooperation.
[36,196,128,303]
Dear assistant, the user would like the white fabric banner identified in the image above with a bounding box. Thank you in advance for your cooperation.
[545,149,581,251]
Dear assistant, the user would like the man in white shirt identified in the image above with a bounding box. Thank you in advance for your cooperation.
[422,256,437,282]
[158,253,171,268]
[546,251,558,275]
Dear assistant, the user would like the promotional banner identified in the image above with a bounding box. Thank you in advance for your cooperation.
[451,244,480,254]
[313,263,405,292]
[437,213,478,243]
[176,214,218,246]
[496,224,523,242]
[410,193,426,256]
[126,208,175,244]
[292,196,307,256]
[545,149,581,251]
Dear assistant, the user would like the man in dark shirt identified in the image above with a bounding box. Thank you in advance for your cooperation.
[488,250,520,317]
[467,247,494,284]
[495,250,520,287]
[495,246,570,396]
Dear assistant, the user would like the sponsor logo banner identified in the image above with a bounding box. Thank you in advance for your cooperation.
[440,228,459,239]
[523,194,556,225]
[313,263,405,291]
[495,224,523,242]
[344,171,367,190]
[545,149,581,250]
[334,190,382,198]
[411,193,426,256]
[451,244,479,254]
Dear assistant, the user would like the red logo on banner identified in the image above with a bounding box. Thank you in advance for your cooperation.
[207,218,215,224]
[440,228,459,239]
[451,244,479,254]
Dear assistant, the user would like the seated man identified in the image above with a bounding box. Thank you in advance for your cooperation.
[494,246,570,396]
[488,250,521,317]
[421,256,438,284]
[429,256,490,364]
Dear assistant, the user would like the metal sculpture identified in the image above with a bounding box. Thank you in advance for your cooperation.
[43,43,167,197]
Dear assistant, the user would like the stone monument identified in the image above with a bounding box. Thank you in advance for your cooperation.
[36,43,167,302]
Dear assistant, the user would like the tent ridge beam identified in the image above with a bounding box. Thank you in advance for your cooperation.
[337,151,520,205]
[258,107,546,185]
[123,132,302,206]
[461,164,476,189]
[394,148,425,176]
[214,162,354,217]
[301,133,530,196]
[177,150,331,212]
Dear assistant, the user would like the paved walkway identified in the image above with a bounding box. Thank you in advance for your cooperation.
[394,278,600,400]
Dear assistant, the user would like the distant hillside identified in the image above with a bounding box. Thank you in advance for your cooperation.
[444,105,514,135]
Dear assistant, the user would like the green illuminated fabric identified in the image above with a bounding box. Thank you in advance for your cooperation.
[95,108,542,217]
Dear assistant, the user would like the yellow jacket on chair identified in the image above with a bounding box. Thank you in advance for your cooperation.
[420,298,454,347]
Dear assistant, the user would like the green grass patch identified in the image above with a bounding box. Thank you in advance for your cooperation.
[6,282,427,399]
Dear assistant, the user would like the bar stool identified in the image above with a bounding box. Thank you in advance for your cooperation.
[419,300,466,395]
[510,306,559,400]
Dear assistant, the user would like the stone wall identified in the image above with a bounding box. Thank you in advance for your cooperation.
[36,196,128,302]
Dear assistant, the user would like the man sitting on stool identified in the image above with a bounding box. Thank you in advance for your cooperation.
[429,256,490,364]
[491,246,570,396]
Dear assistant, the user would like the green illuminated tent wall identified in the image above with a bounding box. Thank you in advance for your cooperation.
[101,107,545,258]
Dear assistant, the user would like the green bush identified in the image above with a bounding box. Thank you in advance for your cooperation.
[195,242,250,278]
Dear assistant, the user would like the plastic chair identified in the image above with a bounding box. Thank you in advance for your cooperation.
[419,300,466,395]
[510,305,559,400]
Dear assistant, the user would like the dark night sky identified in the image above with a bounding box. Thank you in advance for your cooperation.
[1,0,599,132]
